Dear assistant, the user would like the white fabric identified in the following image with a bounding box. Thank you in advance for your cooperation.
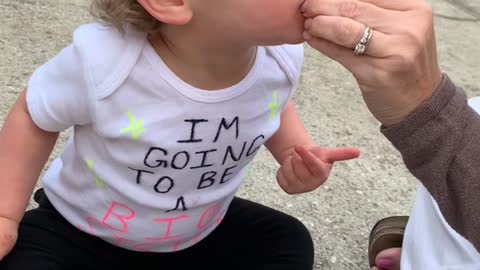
[26,23,304,252]
[401,98,480,269]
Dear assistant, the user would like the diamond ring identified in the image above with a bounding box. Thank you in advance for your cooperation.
[354,26,373,55]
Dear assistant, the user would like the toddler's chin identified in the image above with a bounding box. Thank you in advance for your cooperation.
[288,33,307,44]
[284,26,307,44]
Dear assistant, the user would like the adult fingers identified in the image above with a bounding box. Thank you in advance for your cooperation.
[359,0,425,11]
[305,15,391,57]
[303,0,415,17]
[304,36,379,77]
[303,0,397,19]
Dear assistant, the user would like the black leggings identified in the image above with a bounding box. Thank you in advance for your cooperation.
[0,189,314,270]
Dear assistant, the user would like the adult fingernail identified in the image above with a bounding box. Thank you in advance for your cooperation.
[377,259,394,269]
[304,18,312,29]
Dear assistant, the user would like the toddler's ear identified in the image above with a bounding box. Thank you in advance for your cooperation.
[138,0,192,25]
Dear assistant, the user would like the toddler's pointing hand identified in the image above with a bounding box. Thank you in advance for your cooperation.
[277,145,360,194]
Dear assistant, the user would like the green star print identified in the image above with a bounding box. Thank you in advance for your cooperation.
[120,112,145,141]
[268,91,280,120]
[85,160,104,188]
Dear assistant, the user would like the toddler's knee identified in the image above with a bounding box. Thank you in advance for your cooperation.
[276,215,315,269]
[279,214,315,253]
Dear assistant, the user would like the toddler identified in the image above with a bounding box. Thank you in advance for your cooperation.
[0,0,359,269]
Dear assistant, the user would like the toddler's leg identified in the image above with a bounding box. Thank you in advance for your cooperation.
[183,197,315,270]
[0,189,116,270]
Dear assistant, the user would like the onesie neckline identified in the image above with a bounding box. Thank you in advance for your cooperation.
[144,42,265,103]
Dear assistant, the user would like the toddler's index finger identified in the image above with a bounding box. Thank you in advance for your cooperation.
[308,146,360,164]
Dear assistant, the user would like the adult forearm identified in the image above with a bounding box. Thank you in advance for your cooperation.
[382,75,480,252]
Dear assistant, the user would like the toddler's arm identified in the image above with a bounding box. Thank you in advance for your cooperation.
[265,100,359,194]
[0,90,58,223]
[264,100,314,164]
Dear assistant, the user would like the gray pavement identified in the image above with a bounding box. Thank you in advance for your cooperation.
[0,1,478,269]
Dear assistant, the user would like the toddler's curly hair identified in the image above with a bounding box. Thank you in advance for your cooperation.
[90,0,162,34]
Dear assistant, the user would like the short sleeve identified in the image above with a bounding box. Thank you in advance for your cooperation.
[266,44,304,92]
[26,44,91,132]
[280,44,304,79]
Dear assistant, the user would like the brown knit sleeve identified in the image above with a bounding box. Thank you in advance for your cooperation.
[381,74,480,252]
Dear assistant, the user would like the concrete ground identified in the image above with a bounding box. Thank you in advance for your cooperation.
[0,0,478,269]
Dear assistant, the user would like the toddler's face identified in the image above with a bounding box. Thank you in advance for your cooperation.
[192,0,306,45]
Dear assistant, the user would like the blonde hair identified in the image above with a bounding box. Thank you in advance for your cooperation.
[90,0,161,34]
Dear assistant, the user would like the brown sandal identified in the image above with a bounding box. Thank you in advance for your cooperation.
[368,216,409,267]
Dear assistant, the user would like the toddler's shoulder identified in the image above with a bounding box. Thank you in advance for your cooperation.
[72,23,147,99]
[265,44,304,85]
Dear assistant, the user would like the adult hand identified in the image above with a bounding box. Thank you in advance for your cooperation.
[0,216,18,261]
[302,0,443,126]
